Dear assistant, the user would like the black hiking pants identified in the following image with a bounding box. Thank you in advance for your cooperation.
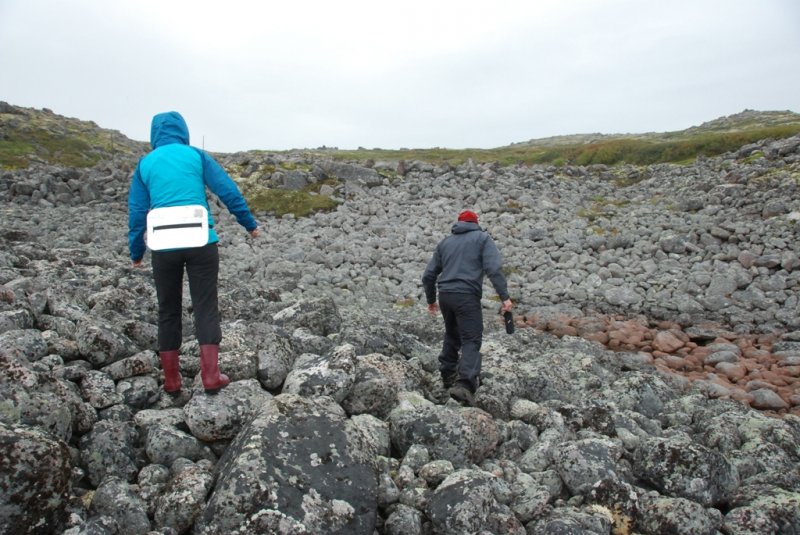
[438,292,483,392]
[151,242,221,351]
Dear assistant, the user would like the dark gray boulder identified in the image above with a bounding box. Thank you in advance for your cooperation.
[78,419,141,486]
[0,422,72,535]
[425,469,525,535]
[635,435,740,507]
[88,477,151,535]
[195,394,378,534]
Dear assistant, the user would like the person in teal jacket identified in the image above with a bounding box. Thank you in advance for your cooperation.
[128,111,259,396]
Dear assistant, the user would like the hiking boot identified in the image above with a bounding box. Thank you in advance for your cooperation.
[441,370,457,389]
[449,382,475,406]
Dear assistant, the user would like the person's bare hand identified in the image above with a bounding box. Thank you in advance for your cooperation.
[427,302,439,315]
[501,299,513,312]
[132,260,142,268]
[249,228,260,238]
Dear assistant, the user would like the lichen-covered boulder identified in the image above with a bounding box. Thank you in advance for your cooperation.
[78,419,141,486]
[551,437,623,495]
[282,344,356,403]
[341,352,423,418]
[388,392,500,467]
[425,469,525,535]
[88,477,151,535]
[0,422,72,535]
[144,424,217,466]
[182,379,271,442]
[0,352,85,442]
[153,460,214,534]
[0,328,48,361]
[254,327,296,390]
[526,505,614,535]
[635,494,723,535]
[100,350,156,381]
[723,484,800,534]
[272,295,342,336]
[75,317,138,367]
[195,394,377,534]
[635,434,740,506]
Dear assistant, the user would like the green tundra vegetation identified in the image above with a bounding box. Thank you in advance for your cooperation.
[323,123,800,168]
[3,105,799,170]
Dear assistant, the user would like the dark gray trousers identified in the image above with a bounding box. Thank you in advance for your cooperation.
[438,292,483,392]
[151,242,221,351]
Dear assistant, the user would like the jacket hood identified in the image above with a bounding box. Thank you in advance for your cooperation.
[150,111,190,149]
[451,221,482,234]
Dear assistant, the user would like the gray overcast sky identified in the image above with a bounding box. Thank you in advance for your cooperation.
[2,0,799,153]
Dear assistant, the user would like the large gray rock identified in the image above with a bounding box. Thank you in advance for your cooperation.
[78,419,141,486]
[89,477,151,535]
[342,352,424,418]
[282,345,356,403]
[635,435,740,507]
[153,461,214,534]
[0,329,48,361]
[0,353,85,442]
[272,296,342,336]
[388,392,500,467]
[723,484,800,534]
[551,437,623,495]
[182,379,271,442]
[75,318,138,367]
[425,469,524,535]
[195,394,378,534]
[0,422,72,535]
[144,424,217,466]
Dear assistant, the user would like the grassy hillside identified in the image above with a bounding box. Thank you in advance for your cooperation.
[320,110,800,167]
[1,103,798,170]
[0,103,147,169]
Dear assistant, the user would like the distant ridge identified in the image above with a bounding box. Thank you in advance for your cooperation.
[510,109,800,148]
[1,102,799,169]
[0,102,147,169]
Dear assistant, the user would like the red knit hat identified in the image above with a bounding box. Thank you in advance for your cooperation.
[458,210,479,223]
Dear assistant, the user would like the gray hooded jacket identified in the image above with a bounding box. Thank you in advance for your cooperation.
[422,221,510,303]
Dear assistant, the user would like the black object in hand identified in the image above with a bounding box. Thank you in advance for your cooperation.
[501,309,514,334]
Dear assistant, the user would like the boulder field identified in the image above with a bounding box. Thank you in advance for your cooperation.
[0,135,799,533]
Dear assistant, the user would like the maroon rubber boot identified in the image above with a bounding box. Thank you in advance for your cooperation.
[199,344,230,394]
[159,350,182,397]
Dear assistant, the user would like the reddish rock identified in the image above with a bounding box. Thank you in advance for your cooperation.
[715,362,748,382]
[525,315,548,330]
[689,347,714,360]
[583,332,609,345]
[548,320,578,338]
[516,312,795,415]
[660,355,687,371]
[652,331,685,353]
[574,317,608,335]
[774,366,800,377]
[739,358,761,373]
[0,286,14,303]
[760,371,788,387]
[730,389,754,405]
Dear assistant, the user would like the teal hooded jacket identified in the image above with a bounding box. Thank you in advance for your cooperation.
[127,111,257,261]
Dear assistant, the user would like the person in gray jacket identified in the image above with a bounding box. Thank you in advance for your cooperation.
[422,210,513,405]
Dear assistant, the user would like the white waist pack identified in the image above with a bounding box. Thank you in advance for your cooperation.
[146,205,209,251]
